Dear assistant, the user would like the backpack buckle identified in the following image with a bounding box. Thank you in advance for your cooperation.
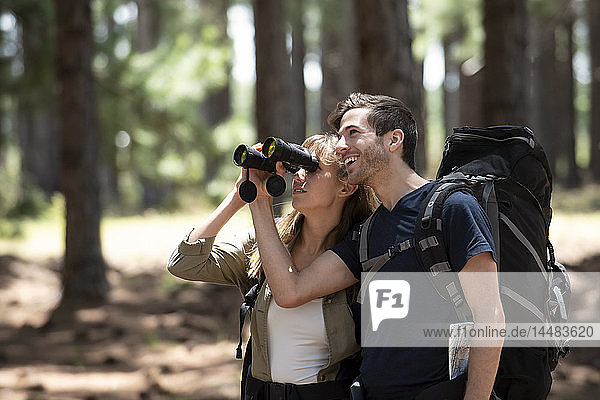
[421,215,432,229]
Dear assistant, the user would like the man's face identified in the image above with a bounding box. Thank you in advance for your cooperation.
[335,108,389,185]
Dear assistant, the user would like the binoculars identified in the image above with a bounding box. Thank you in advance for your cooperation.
[233,137,319,203]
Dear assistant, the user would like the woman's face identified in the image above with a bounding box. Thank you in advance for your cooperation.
[291,155,345,213]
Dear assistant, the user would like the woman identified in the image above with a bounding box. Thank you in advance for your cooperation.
[167,134,378,399]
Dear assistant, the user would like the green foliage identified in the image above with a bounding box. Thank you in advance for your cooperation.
[6,185,50,219]
[412,0,483,62]
[88,0,241,211]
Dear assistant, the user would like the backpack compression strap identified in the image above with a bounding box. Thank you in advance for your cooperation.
[356,213,414,304]
[414,179,474,322]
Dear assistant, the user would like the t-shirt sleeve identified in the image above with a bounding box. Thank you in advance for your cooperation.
[331,225,362,280]
[442,191,497,272]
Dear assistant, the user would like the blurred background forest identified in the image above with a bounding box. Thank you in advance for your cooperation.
[0,0,600,399]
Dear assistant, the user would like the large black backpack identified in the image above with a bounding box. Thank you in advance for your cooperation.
[357,126,570,399]
[418,126,570,399]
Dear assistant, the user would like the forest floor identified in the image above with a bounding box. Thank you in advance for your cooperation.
[0,209,599,399]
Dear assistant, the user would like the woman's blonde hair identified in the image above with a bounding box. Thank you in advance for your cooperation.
[247,133,379,280]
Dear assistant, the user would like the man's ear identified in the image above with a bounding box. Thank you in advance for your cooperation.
[339,181,358,198]
[388,129,404,153]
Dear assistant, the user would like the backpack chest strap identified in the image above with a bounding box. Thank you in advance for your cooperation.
[357,212,414,303]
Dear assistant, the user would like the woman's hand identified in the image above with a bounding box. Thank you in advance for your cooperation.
[231,143,266,208]
[248,161,286,206]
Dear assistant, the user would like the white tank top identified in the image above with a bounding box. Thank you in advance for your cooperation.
[267,298,329,384]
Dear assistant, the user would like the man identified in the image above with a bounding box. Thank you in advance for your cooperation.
[248,93,504,399]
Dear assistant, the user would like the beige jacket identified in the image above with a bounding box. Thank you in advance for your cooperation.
[166,230,360,382]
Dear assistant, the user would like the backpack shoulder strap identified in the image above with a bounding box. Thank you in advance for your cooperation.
[238,273,265,399]
[358,212,414,273]
[356,211,415,304]
[414,179,474,322]
[359,213,375,263]
[236,273,265,359]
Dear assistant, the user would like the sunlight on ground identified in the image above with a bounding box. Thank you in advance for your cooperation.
[0,203,598,400]
[0,342,240,399]
[550,212,600,266]
[0,207,598,268]
[0,207,254,272]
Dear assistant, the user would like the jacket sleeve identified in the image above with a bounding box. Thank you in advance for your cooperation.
[166,229,256,295]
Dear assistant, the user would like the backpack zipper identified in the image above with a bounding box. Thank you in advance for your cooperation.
[448,133,535,149]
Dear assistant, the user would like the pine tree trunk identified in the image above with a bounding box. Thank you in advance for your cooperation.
[54,0,108,309]
[135,0,161,52]
[200,0,232,183]
[589,0,600,182]
[135,0,168,206]
[288,0,307,140]
[442,37,461,137]
[557,15,580,187]
[459,60,484,127]
[16,7,61,196]
[254,0,294,214]
[483,0,528,125]
[254,0,292,143]
[320,0,358,128]
[530,13,559,178]
[354,0,425,172]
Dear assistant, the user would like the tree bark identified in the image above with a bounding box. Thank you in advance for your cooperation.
[288,0,307,140]
[459,58,484,127]
[15,5,61,196]
[443,37,461,137]
[530,12,559,178]
[320,0,358,129]
[200,0,233,183]
[556,15,580,187]
[54,0,108,309]
[589,0,600,182]
[254,0,293,143]
[483,0,529,125]
[354,0,426,172]
[135,0,161,52]
[254,0,295,214]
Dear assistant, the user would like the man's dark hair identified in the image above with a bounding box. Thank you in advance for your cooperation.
[327,92,418,171]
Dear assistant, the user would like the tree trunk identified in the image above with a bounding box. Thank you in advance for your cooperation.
[556,14,580,187]
[482,0,528,125]
[288,0,306,140]
[530,13,559,178]
[135,0,170,207]
[54,0,108,310]
[135,0,161,52]
[254,0,294,214]
[254,0,292,143]
[459,58,484,127]
[414,61,426,174]
[320,0,358,129]
[200,0,233,183]
[15,6,61,196]
[443,37,461,137]
[589,0,600,182]
[354,0,425,172]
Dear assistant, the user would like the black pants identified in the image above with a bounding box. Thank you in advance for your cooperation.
[245,375,352,400]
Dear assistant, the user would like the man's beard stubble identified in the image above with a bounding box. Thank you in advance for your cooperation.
[348,137,389,186]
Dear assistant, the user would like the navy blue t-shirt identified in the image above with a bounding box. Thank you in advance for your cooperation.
[331,182,496,399]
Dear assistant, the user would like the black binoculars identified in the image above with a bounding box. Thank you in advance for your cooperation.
[233,137,319,203]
